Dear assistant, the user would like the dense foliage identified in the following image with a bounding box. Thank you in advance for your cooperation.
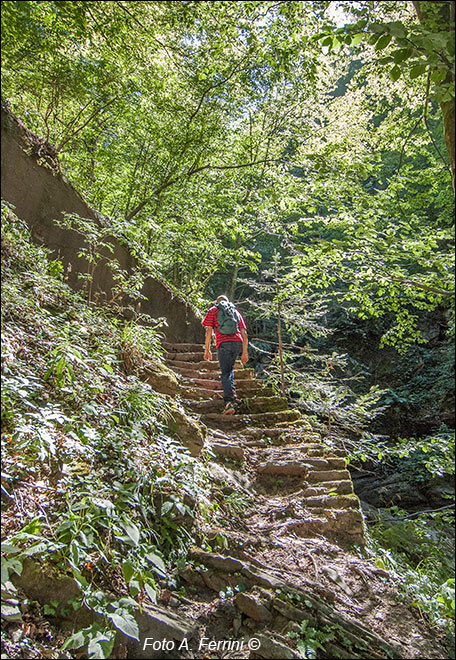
[1,205,242,656]
[2,2,454,323]
[1,1,454,655]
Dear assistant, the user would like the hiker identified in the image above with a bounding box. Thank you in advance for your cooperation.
[202,295,248,415]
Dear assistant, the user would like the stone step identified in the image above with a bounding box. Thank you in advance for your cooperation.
[307,469,351,483]
[179,377,257,391]
[170,366,255,380]
[187,396,289,415]
[318,479,353,494]
[177,387,215,401]
[210,443,245,460]
[279,508,365,543]
[302,456,347,470]
[167,351,233,362]
[257,461,309,477]
[304,493,360,509]
[302,480,353,497]
[242,427,320,440]
[167,359,222,371]
[255,455,346,471]
[201,409,301,429]
[179,385,276,401]
[163,342,205,353]
[254,445,343,460]
[169,362,248,375]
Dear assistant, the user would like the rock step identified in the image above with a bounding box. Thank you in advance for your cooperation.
[279,508,365,541]
[179,378,258,391]
[187,396,289,415]
[245,440,326,454]
[168,361,247,373]
[179,386,276,401]
[166,351,227,362]
[302,480,353,497]
[257,461,309,476]
[304,493,360,509]
[257,456,346,471]
[210,443,245,460]
[307,469,351,483]
[171,366,255,380]
[176,387,218,401]
[167,359,223,371]
[201,409,301,428]
[163,342,205,353]
[242,427,319,439]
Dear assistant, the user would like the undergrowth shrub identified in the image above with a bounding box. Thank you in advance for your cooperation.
[1,203,222,657]
[368,508,455,640]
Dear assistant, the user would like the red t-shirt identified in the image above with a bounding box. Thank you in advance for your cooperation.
[202,305,246,349]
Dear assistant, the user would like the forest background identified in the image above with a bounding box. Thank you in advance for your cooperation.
[1,0,455,653]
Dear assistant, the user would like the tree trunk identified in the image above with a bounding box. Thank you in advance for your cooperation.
[412,1,455,187]
[228,234,243,300]
[277,299,285,394]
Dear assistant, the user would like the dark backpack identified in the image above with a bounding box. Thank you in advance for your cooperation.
[216,301,240,335]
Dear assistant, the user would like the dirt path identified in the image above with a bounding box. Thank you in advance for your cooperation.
[157,343,449,660]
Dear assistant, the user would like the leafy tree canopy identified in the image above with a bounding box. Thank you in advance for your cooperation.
[1,0,454,346]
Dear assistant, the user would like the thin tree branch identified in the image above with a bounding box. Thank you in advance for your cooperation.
[56,97,118,152]
[395,114,423,176]
[391,274,454,297]
[188,156,279,177]
[187,57,249,128]
[423,69,452,173]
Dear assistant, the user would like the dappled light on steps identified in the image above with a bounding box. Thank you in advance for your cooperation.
[163,342,366,548]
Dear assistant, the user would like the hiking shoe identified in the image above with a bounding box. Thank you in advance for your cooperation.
[222,402,236,415]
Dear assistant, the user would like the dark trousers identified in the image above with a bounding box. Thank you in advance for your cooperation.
[217,341,243,402]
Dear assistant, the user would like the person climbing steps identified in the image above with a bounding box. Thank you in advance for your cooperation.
[202,294,248,413]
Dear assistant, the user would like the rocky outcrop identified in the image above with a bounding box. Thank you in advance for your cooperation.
[0,106,203,343]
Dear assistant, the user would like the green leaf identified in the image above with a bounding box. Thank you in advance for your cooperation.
[22,542,49,556]
[0,544,21,555]
[5,558,22,576]
[389,65,401,81]
[392,48,413,64]
[161,501,174,516]
[108,611,140,641]
[91,497,114,510]
[145,552,166,577]
[120,521,140,545]
[1,558,10,584]
[410,63,427,79]
[144,581,157,603]
[375,34,392,50]
[128,579,141,597]
[122,559,136,583]
[62,628,88,651]
[351,33,364,47]
[385,21,407,38]
[370,23,387,34]
[87,629,115,659]
[70,541,80,567]
[430,69,447,83]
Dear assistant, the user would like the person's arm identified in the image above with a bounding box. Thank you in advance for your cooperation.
[204,326,213,361]
[240,328,248,365]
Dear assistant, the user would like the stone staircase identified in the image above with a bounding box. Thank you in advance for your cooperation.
[163,342,365,548]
